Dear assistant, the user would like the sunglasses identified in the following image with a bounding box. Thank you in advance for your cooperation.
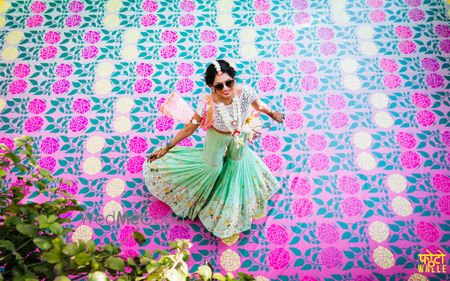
[213,79,235,91]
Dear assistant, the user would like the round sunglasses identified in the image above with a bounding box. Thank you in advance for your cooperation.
[213,79,235,91]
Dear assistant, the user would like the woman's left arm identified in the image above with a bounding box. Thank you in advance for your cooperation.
[251,98,285,123]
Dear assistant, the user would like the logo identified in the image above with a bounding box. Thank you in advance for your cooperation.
[417,249,447,273]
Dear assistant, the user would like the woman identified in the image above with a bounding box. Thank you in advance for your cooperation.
[142,59,284,238]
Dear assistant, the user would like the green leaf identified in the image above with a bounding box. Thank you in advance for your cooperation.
[33,237,52,250]
[49,222,63,235]
[16,224,38,237]
[133,231,146,246]
[62,243,80,256]
[42,251,62,263]
[74,252,91,265]
[105,256,125,271]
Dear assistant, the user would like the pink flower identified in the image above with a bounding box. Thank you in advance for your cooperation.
[65,14,82,27]
[317,27,335,40]
[435,24,450,38]
[290,177,311,195]
[44,31,60,44]
[416,222,439,242]
[292,0,308,10]
[0,138,14,153]
[56,63,73,77]
[258,61,275,75]
[383,74,402,88]
[127,156,145,174]
[380,58,398,72]
[438,195,450,215]
[421,58,440,71]
[339,176,360,194]
[432,174,450,193]
[177,63,194,76]
[293,11,310,24]
[268,248,290,270]
[353,276,373,281]
[27,15,44,28]
[119,226,138,247]
[59,179,78,195]
[317,223,339,244]
[161,30,178,43]
[69,116,88,132]
[199,45,217,59]
[155,116,174,131]
[258,77,276,92]
[160,45,177,59]
[367,0,383,8]
[330,112,348,128]
[327,95,346,110]
[425,73,444,88]
[279,43,296,56]
[134,79,152,94]
[319,42,337,56]
[301,76,318,90]
[396,132,416,148]
[292,198,313,217]
[400,151,421,169]
[439,39,450,53]
[254,0,270,11]
[142,0,158,12]
[263,154,282,172]
[399,40,416,54]
[12,179,30,196]
[129,136,148,153]
[13,64,31,78]
[299,60,317,74]
[169,225,190,240]
[342,197,362,216]
[180,0,196,12]
[40,46,58,60]
[267,224,289,245]
[120,249,139,260]
[68,1,84,13]
[277,28,295,41]
[136,63,153,77]
[72,98,91,114]
[301,277,318,281]
[405,0,421,7]
[285,113,303,129]
[412,92,431,108]
[416,110,435,126]
[141,14,158,26]
[262,135,281,152]
[148,200,171,219]
[408,9,425,22]
[38,156,56,171]
[84,31,101,44]
[24,116,44,132]
[179,14,195,26]
[283,96,301,111]
[178,138,193,147]
[40,137,60,154]
[81,46,99,59]
[30,1,47,13]
[320,247,342,268]
[52,79,71,94]
[200,30,217,43]
[395,26,413,38]
[442,131,450,147]
[176,78,194,93]
[9,80,27,95]
[307,134,327,151]
[255,13,271,25]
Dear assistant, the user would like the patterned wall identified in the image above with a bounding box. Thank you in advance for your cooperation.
[1,0,450,280]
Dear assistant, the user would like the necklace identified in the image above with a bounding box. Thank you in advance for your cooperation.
[217,97,245,148]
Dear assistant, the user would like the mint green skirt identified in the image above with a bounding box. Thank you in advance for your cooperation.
[142,129,279,238]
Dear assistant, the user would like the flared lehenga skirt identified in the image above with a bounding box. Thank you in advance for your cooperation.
[142,129,279,238]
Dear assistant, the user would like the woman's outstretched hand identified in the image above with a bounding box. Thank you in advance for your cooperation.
[146,146,169,163]
[269,110,285,123]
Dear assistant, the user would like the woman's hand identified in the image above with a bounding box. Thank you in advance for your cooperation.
[146,146,169,163]
[269,110,285,123]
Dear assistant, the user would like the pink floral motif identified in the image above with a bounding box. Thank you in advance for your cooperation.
[65,14,82,27]
[9,80,27,95]
[285,113,303,129]
[119,226,138,247]
[155,116,174,131]
[277,28,295,41]
[24,116,44,132]
[317,27,335,40]
[177,63,194,76]
[127,156,145,173]
[136,63,153,77]
[52,79,71,94]
[179,14,195,26]
[161,30,178,43]
[141,14,157,26]
[301,76,318,90]
[69,116,88,132]
[27,15,44,28]
[421,58,440,71]
[307,134,327,151]
[263,154,282,172]
[293,12,310,24]
[11,179,30,196]
[438,195,450,215]
[81,46,99,59]
[435,24,450,38]
[283,96,301,111]
[432,174,450,193]
[292,0,308,10]
[327,95,346,110]
[258,77,276,92]
[383,74,402,88]
[301,277,317,281]
[320,247,342,268]
[72,98,91,114]
[267,224,289,245]
[317,223,339,244]
[416,221,439,242]
[330,112,348,128]
[268,248,290,270]
[399,40,416,54]
[442,131,450,147]
[0,138,14,153]
[176,78,194,93]
[199,45,217,59]
[169,226,190,240]
[353,276,373,281]
[40,137,60,154]
[134,79,152,94]
[405,0,421,7]
[425,73,444,88]
[148,200,171,219]
[439,40,450,53]
[279,43,296,56]
[40,46,58,60]
[367,0,383,8]
[292,198,313,217]
[28,99,46,114]
[44,31,60,44]
[13,64,31,78]
[400,151,421,168]
[342,197,362,216]
[395,26,413,38]
[255,13,271,25]
[120,249,139,260]
[396,132,416,148]
[38,156,56,171]
[339,176,360,194]
[178,138,193,147]
[68,1,84,13]
[262,135,281,152]
[319,42,337,56]
[56,63,73,77]
[129,136,148,154]
[59,179,78,195]
[258,62,275,75]
[370,10,386,22]
[200,30,217,43]
[290,177,311,196]
[142,0,158,12]
[30,1,47,13]
[408,9,425,22]
[309,153,329,171]
[416,110,435,126]
[157,98,165,110]
[299,60,317,74]
[380,58,398,72]
[412,92,431,108]
[84,31,101,44]
[254,0,270,11]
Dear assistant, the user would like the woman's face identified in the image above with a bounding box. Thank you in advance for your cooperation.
[211,73,235,99]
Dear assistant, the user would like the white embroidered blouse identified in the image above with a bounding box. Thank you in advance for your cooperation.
[195,85,258,132]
